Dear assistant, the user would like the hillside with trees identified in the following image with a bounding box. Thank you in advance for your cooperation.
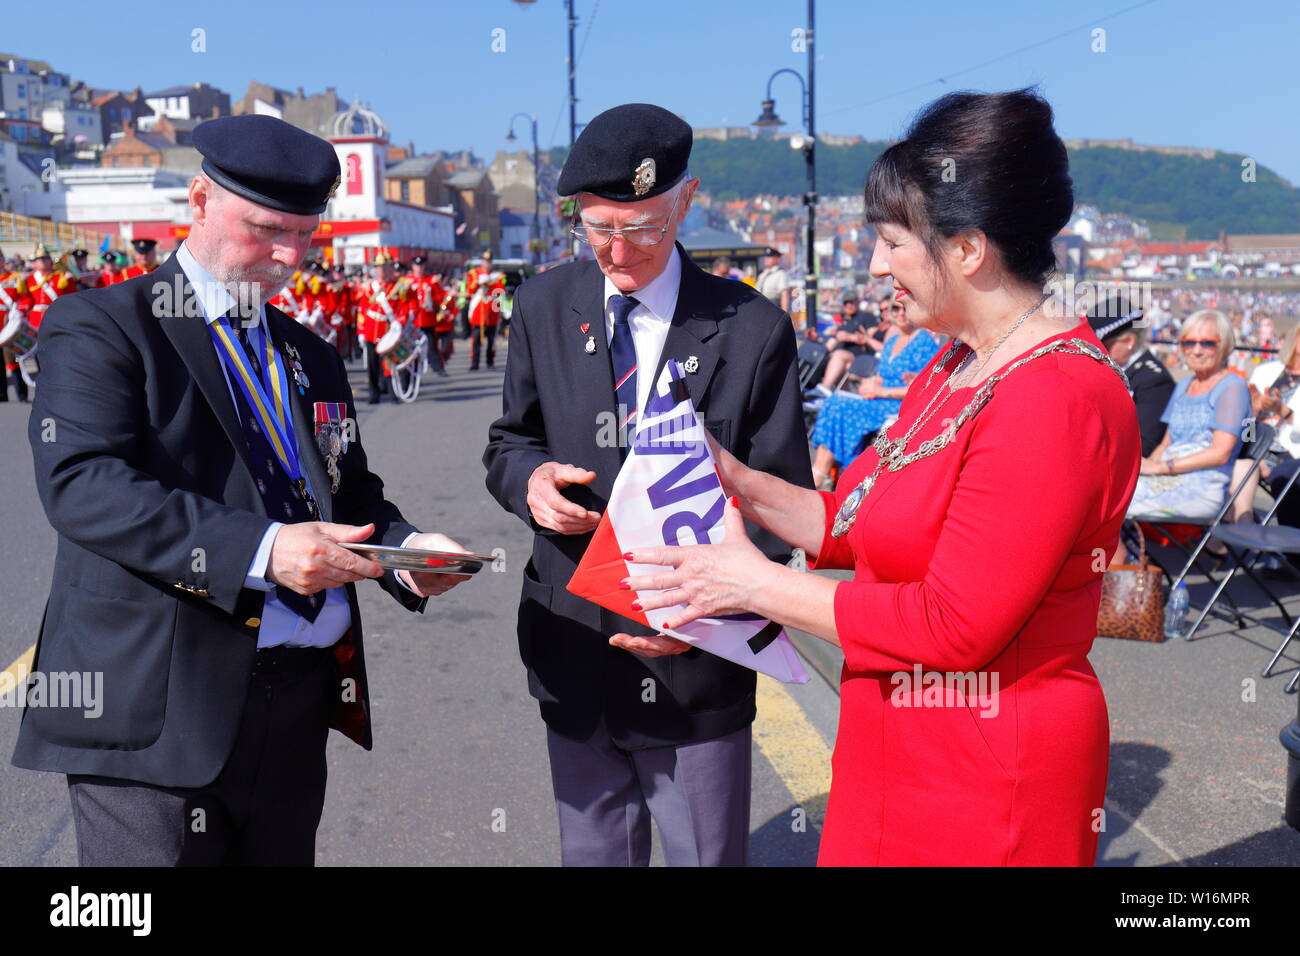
[548,141,1300,238]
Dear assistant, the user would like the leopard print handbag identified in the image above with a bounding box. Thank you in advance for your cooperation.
[1098,522,1168,642]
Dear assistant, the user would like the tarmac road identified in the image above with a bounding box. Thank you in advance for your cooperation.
[1,337,1297,865]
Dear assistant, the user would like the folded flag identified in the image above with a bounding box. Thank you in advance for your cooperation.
[567,360,809,684]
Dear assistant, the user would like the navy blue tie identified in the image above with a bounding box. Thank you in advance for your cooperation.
[230,320,263,383]
[222,330,323,623]
[608,294,639,455]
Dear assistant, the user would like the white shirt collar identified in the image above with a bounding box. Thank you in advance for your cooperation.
[174,241,267,330]
[601,245,682,323]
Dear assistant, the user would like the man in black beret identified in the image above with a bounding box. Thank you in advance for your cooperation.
[13,113,471,866]
[1088,295,1173,457]
[484,102,811,866]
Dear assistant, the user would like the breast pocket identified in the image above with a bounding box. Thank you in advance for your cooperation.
[702,418,732,451]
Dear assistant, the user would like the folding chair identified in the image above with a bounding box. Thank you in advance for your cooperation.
[1127,422,1277,595]
[797,340,828,392]
[836,352,877,391]
[1184,457,1300,690]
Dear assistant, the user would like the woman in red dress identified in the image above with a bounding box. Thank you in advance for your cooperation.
[617,89,1142,865]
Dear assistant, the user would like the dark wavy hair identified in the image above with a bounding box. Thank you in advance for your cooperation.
[864,88,1073,289]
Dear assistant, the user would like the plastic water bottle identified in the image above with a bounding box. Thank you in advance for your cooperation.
[1164,582,1189,639]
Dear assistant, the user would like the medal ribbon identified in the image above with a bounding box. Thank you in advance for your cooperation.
[209,316,304,483]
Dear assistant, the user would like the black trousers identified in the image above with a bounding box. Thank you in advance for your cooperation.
[2,350,28,402]
[66,646,335,867]
[421,328,446,372]
[435,330,454,364]
[364,340,385,402]
[470,324,497,368]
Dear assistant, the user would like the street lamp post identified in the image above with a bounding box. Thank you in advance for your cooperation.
[511,0,580,147]
[507,112,541,264]
[754,3,816,326]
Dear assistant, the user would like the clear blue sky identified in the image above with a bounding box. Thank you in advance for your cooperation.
[12,0,1300,188]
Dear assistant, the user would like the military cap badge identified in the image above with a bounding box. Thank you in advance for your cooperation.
[632,158,656,197]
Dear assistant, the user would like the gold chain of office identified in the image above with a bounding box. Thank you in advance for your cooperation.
[830,337,1130,538]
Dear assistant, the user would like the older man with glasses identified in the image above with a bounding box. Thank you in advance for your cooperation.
[483,103,811,866]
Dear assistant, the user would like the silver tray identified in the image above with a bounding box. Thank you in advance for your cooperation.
[339,543,493,574]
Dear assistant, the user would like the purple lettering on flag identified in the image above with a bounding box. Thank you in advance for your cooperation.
[662,493,726,546]
[646,443,718,509]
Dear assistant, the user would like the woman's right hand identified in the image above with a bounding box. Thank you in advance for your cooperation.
[705,428,748,498]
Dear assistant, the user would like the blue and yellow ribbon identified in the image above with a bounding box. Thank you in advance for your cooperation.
[209,317,303,483]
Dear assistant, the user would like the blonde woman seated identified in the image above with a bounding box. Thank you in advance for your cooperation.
[1127,309,1251,520]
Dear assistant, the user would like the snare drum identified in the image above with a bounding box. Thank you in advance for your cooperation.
[375,321,423,368]
[0,313,38,356]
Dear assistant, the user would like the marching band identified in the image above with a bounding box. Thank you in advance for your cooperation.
[0,239,507,404]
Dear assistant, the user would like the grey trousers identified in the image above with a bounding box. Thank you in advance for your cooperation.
[545,722,753,866]
[67,646,334,867]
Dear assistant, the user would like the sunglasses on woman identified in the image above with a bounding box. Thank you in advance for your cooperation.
[1178,338,1220,350]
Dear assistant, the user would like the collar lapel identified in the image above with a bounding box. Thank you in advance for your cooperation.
[154,256,249,456]
[649,245,726,408]
[572,263,624,492]
[264,309,334,523]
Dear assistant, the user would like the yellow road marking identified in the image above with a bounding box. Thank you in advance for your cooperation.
[753,674,834,830]
[1,643,36,693]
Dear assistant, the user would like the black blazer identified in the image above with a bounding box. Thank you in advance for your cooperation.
[483,245,812,749]
[1126,347,1175,457]
[12,254,424,788]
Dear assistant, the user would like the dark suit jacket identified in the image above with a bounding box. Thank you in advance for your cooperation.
[12,254,424,788]
[1127,347,1175,457]
[483,245,812,749]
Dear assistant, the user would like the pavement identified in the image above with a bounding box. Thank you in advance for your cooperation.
[1,335,1298,866]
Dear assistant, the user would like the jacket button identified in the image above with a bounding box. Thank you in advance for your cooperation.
[245,617,261,628]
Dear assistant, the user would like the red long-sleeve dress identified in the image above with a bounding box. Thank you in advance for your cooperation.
[811,320,1141,866]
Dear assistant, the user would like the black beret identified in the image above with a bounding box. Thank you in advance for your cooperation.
[193,115,340,215]
[1087,295,1143,342]
[557,103,692,202]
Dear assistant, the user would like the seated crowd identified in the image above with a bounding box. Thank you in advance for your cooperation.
[802,293,1300,559]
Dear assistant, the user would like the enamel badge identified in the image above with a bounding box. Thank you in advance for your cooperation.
[684,355,700,374]
[285,344,310,394]
[585,335,596,354]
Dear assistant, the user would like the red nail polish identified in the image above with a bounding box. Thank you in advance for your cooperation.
[618,582,631,591]
[623,552,634,560]
[730,495,739,508]
[631,601,643,611]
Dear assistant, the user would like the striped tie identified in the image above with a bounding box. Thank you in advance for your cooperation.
[608,294,639,456]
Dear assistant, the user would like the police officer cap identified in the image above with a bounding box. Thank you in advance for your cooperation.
[1087,295,1143,342]
[193,115,341,216]
[557,103,692,202]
